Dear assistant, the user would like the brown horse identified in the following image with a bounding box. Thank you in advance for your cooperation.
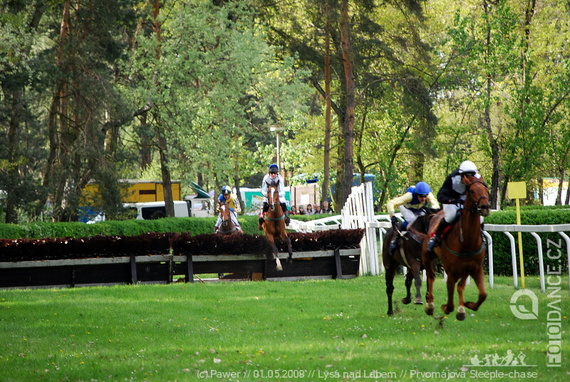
[422,175,491,321]
[383,213,434,316]
[217,203,240,235]
[260,185,292,271]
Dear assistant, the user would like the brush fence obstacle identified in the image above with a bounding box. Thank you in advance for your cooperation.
[0,231,363,289]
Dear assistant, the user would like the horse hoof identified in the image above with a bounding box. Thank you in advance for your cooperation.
[425,302,434,316]
[441,304,454,314]
[401,297,411,305]
[414,298,423,305]
[456,306,466,321]
[387,311,394,316]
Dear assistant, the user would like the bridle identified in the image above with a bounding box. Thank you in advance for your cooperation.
[465,180,491,215]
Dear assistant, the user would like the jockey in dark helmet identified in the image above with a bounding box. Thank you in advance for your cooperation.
[214,185,243,233]
[386,181,440,256]
[427,160,482,252]
[259,163,290,226]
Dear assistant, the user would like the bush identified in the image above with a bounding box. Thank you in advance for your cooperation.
[485,209,570,276]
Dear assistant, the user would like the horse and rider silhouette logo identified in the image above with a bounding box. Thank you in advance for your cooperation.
[466,350,535,367]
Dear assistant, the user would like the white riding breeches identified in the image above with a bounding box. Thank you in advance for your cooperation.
[399,206,425,227]
[443,203,484,224]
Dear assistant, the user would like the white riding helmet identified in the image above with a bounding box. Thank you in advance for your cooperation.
[458,160,478,174]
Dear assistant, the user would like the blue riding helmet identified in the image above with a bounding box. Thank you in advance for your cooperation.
[268,163,279,173]
[221,185,232,195]
[414,181,431,195]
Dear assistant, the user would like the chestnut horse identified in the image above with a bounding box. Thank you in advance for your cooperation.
[217,203,240,235]
[422,175,491,320]
[261,185,292,271]
[383,212,434,316]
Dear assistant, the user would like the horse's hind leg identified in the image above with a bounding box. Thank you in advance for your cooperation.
[412,264,423,305]
[385,266,397,316]
[402,269,413,305]
[465,268,487,312]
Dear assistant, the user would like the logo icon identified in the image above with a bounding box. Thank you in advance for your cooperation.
[510,289,539,320]
[465,350,536,367]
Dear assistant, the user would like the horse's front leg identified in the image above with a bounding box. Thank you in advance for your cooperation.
[442,273,456,315]
[285,236,293,264]
[266,236,282,271]
[385,266,396,316]
[465,267,487,312]
[423,253,436,316]
[402,269,413,305]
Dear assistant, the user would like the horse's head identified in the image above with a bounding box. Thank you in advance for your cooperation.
[463,175,491,217]
[266,186,279,208]
[219,202,230,221]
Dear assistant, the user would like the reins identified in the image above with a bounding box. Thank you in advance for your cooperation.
[443,179,489,257]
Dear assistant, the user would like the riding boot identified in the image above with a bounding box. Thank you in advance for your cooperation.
[281,203,290,225]
[427,220,450,252]
[259,202,269,225]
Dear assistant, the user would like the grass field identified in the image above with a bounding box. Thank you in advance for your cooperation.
[0,275,568,381]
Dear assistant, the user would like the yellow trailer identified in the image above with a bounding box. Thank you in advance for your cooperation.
[82,180,182,204]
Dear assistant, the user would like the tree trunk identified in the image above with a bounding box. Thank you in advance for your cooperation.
[335,0,355,210]
[321,1,332,208]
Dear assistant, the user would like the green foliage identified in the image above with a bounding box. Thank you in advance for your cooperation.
[0,216,266,239]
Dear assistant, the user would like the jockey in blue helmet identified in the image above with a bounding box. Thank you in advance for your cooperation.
[386,181,440,255]
[214,185,243,233]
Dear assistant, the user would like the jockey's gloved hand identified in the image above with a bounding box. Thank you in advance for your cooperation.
[390,216,399,229]
[229,208,235,212]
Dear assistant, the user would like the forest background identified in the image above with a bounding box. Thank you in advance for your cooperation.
[1,0,569,224]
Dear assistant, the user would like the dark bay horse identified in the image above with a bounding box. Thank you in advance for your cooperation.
[422,175,491,321]
[383,213,434,316]
[217,203,240,235]
[261,185,292,271]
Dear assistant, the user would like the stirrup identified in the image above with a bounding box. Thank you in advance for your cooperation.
[427,236,439,252]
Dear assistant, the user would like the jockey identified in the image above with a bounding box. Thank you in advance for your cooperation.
[259,163,290,226]
[427,160,482,251]
[386,181,440,255]
[214,185,243,233]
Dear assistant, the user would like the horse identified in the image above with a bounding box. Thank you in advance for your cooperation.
[260,185,292,271]
[422,175,491,321]
[382,212,434,316]
[217,203,240,235]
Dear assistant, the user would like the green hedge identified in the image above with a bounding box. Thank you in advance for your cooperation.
[485,209,570,276]
[1,209,568,276]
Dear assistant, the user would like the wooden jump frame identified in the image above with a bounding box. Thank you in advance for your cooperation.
[0,249,360,289]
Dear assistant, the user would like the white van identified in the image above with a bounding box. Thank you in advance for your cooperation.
[125,201,191,220]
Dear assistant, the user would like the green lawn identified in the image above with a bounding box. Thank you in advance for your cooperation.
[0,275,568,381]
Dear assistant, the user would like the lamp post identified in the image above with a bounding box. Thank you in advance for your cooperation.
[270,126,286,183]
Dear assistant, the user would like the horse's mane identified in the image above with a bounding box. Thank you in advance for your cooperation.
[266,178,279,187]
